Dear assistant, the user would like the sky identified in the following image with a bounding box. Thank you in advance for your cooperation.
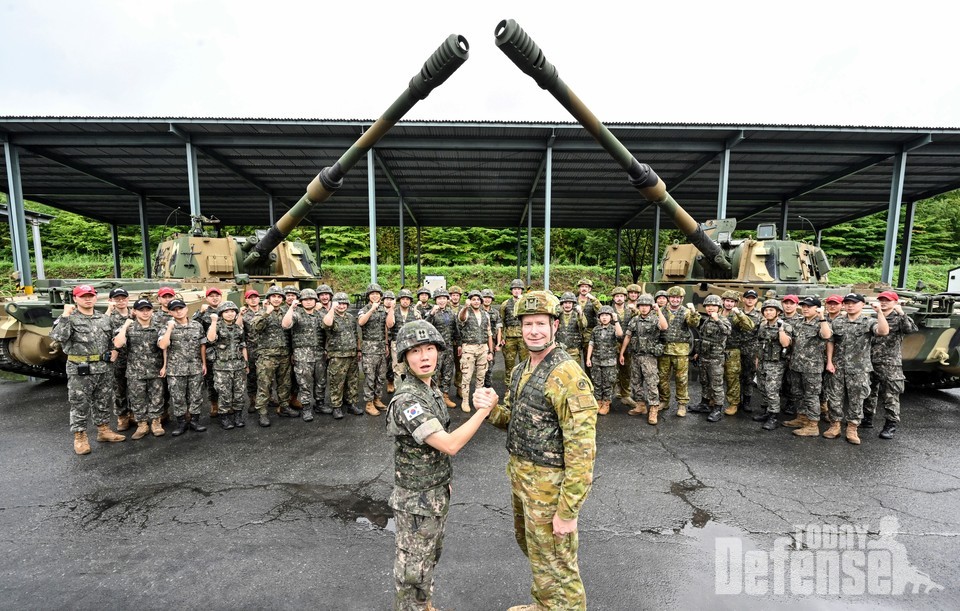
[1,1,958,127]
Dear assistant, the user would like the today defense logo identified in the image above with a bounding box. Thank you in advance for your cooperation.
[715,516,943,596]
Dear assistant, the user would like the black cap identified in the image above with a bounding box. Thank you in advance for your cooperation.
[132,298,154,310]
[743,289,759,298]
[168,299,187,310]
[842,293,865,303]
[109,287,129,298]
[799,296,822,307]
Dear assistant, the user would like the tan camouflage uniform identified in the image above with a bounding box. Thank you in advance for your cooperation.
[657,306,701,408]
[500,296,528,386]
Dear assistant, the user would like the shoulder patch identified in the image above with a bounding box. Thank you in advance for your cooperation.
[403,404,424,421]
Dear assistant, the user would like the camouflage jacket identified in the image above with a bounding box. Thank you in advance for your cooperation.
[661,306,701,356]
[589,323,620,366]
[870,311,918,374]
[165,320,206,377]
[426,306,459,347]
[625,313,663,356]
[489,348,598,521]
[210,321,246,372]
[288,308,324,361]
[415,302,433,321]
[359,304,388,355]
[253,308,290,357]
[108,310,132,367]
[485,306,502,338]
[389,307,421,343]
[789,317,829,373]
[152,309,173,328]
[121,320,164,379]
[831,314,879,372]
[613,304,633,330]
[500,297,523,336]
[577,294,603,330]
[193,306,221,363]
[458,308,491,345]
[722,309,757,350]
[385,376,452,517]
[324,311,360,358]
[740,308,764,351]
[757,320,793,362]
[556,310,587,351]
[698,315,732,361]
[51,311,114,375]
[241,307,262,354]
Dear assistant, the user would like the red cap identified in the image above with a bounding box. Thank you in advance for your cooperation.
[782,294,799,303]
[244,289,260,299]
[72,285,96,297]
[825,295,843,304]
[158,287,176,297]
[205,287,222,296]
[877,291,899,302]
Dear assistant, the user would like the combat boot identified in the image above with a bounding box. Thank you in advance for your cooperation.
[675,404,687,418]
[861,412,874,429]
[347,403,364,416]
[688,402,711,414]
[822,421,842,439]
[301,407,314,422]
[220,414,235,430]
[647,405,659,425]
[461,400,471,413]
[318,404,333,415]
[442,393,457,408]
[845,423,861,445]
[73,431,91,455]
[762,412,779,431]
[598,400,610,416]
[116,413,132,432]
[131,421,150,440]
[233,410,245,428]
[387,380,395,393]
[783,414,809,428]
[171,416,188,437]
[278,405,299,418]
[793,419,820,437]
[365,401,380,416]
[752,410,769,422]
[820,401,829,417]
[96,424,126,443]
[374,397,388,410]
[332,407,344,420]
[290,395,303,409]
[621,395,637,408]
[879,420,897,440]
[150,419,165,436]
[186,414,207,432]
[706,407,723,423]
[258,413,271,427]
[627,401,648,416]
[209,400,219,418]
[248,395,257,413]
[724,404,738,416]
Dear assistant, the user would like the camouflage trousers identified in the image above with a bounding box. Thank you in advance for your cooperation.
[581,339,593,377]
[791,368,823,421]
[113,362,130,417]
[454,345,462,389]
[362,351,388,402]
[616,355,631,401]
[246,348,259,396]
[204,361,219,405]
[214,368,247,413]
[757,361,786,414]
[590,364,616,402]
[67,372,114,433]
[293,358,326,408]
[436,349,455,395]
[830,367,871,425]
[391,341,407,381]
[167,373,204,417]
[822,369,842,419]
[255,353,291,414]
[564,346,581,363]
[864,367,905,422]
[783,368,803,412]
[630,354,660,406]
[740,345,759,404]
[127,376,164,422]
[502,335,527,386]
[699,357,726,406]
[658,355,691,407]
[327,355,360,408]
[393,510,448,610]
[723,348,742,409]
[459,344,489,402]
[507,456,586,611]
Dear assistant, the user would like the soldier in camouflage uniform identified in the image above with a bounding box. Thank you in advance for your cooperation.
[415,287,433,321]
[586,305,623,415]
[620,294,667,424]
[698,295,733,423]
[193,287,224,417]
[240,289,262,411]
[751,300,793,431]
[152,286,177,327]
[359,283,390,416]
[481,288,503,388]
[457,290,494,413]
[738,289,763,410]
[626,283,642,310]
[821,294,845,419]
[314,284,334,413]
[719,290,757,416]
[825,293,889,445]
[658,286,701,417]
[106,287,133,431]
[782,296,833,437]
[208,301,249,430]
[780,294,804,415]
[158,298,208,436]
[500,279,529,387]
[610,286,637,409]
[448,285,464,391]
[654,290,668,309]
[282,286,302,408]
[252,286,295,427]
[387,288,422,388]
[324,292,363,419]
[52,285,125,455]
[478,291,598,611]
[383,290,397,393]
[113,298,166,439]
[575,278,602,376]
[556,292,588,362]
[386,320,492,611]
[863,291,918,439]
[425,288,458,408]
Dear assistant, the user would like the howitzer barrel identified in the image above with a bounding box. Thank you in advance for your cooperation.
[494,19,729,272]
[244,34,470,269]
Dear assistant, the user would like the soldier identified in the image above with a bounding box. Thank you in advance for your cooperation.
[415,287,433,320]
[324,292,363,419]
[481,288,503,387]
[153,286,177,326]
[52,285,125,455]
[719,290,756,416]
[476,291,598,611]
[698,295,732,422]
[586,305,623,415]
[821,294,845,420]
[240,289,262,411]
[386,320,492,611]
[193,287,224,418]
[282,286,302,408]
[283,286,300,308]
[556,292,588,362]
[779,294,804,415]
[739,289,763,410]
[825,293,889,445]
[158,298,208,436]
[425,288,458,408]
[314,284,334,413]
[448,285,464,391]
[358,283,390,416]
[457,289,494,413]
[207,301,249,429]
[282,288,325,422]
[500,279,529,387]
[751,300,793,431]
[252,286,295,427]
[783,296,833,437]
[387,288,422,389]
[863,291,918,439]
[575,278,602,375]
[113,298,166,439]
[106,287,133,431]
[620,294,668,424]
[654,290,668,309]
[626,283,642,310]
[610,286,637,409]
[658,286,701,417]
[383,290,397,393]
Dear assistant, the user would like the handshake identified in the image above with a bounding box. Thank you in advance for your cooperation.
[471,387,499,411]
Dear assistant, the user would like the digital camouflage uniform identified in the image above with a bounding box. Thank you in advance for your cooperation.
[612,303,634,404]
[739,308,763,406]
[457,308,492,402]
[211,320,247,414]
[822,311,844,418]
[830,314,880,424]
[557,309,587,362]
[500,296,528,386]
[576,294,602,373]
[624,312,664,407]
[722,309,756,410]
[789,317,830,421]
[241,307,262,399]
[588,323,620,403]
[121,319,165,423]
[488,347,598,611]
[289,307,326,410]
[658,306,701,408]
[864,311,918,423]
[108,310,132,419]
[483,302,502,387]
[698,315,732,407]
[253,307,292,415]
[426,306,458,394]
[165,320,207,418]
[390,307,421,381]
[386,376,452,610]
[360,304,389,403]
[756,320,793,414]
[193,307,219,407]
[782,312,805,413]
[51,310,116,433]
[325,310,361,409]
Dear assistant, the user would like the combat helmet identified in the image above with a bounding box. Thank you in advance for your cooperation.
[366,282,383,296]
[317,284,334,296]
[559,291,577,303]
[655,290,669,299]
[611,286,627,297]
[598,305,616,316]
[626,283,642,294]
[721,290,740,301]
[333,292,350,304]
[576,278,593,288]
[299,288,318,301]
[447,285,463,295]
[432,288,449,299]
[480,288,495,299]
[417,287,431,297]
[761,299,783,312]
[395,320,446,362]
[467,289,482,299]
[636,293,654,306]
[266,285,285,297]
[509,279,525,290]
[383,290,396,300]
[397,288,414,300]
[703,294,723,307]
[666,286,686,298]
[516,291,560,319]
[283,286,300,296]
[218,301,239,313]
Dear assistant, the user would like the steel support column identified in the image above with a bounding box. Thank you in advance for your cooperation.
[779,201,789,239]
[367,149,378,283]
[516,226,522,282]
[110,224,122,277]
[717,147,731,219]
[314,224,321,269]
[138,195,152,278]
[897,200,916,289]
[526,201,533,287]
[30,219,45,279]
[268,194,275,225]
[399,196,406,287]
[3,143,33,293]
[185,142,201,217]
[651,207,661,282]
[615,228,622,285]
[543,145,553,291]
[416,225,422,285]
[881,151,907,285]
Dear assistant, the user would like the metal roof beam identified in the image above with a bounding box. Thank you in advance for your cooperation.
[169,122,274,197]
[374,151,418,226]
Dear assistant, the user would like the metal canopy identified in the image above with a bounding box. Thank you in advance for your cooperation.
[2,118,959,234]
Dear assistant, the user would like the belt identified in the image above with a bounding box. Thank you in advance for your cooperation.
[67,354,101,363]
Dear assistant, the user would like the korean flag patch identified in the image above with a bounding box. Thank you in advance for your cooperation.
[403,403,424,421]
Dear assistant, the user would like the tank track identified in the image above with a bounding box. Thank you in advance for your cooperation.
[0,339,66,380]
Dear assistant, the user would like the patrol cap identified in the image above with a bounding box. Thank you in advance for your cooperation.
[799,296,822,307]
[168,299,187,310]
[206,287,222,296]
[743,289,759,299]
[244,289,260,299]
[133,298,154,310]
[877,291,899,302]
[72,285,97,297]
[157,287,176,298]
[842,293,865,303]
[109,287,128,299]
[333,292,350,304]
[781,294,800,303]
[825,294,844,304]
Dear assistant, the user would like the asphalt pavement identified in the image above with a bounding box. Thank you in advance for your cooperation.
[1,365,958,611]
